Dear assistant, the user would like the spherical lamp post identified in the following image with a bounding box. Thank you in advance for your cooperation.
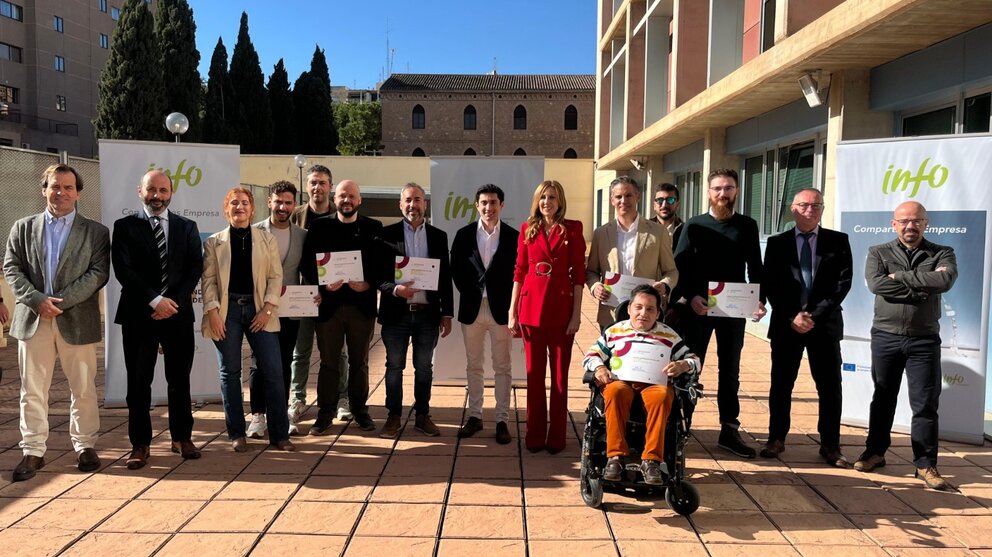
[294,154,308,205]
[165,112,190,143]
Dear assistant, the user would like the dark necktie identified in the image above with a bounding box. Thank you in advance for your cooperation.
[151,216,168,294]
[800,232,813,307]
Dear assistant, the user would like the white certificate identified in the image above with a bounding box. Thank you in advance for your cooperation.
[316,250,364,284]
[395,256,440,291]
[279,285,318,318]
[609,340,671,385]
[707,281,759,319]
[602,272,656,307]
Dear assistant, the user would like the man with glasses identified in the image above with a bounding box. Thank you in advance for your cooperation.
[854,201,956,491]
[651,183,684,247]
[672,168,765,458]
[760,189,852,467]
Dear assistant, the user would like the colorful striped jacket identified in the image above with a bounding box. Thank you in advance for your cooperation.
[583,320,700,380]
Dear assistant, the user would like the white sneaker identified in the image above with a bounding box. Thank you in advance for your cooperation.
[336,398,352,421]
[288,422,299,436]
[246,413,267,439]
[288,399,306,424]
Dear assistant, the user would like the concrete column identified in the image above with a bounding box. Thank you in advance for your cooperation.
[626,0,647,139]
[671,0,709,108]
[703,127,740,211]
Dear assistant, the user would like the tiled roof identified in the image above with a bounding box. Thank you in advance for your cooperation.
[379,73,595,93]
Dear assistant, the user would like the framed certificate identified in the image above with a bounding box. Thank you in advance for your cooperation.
[316,250,364,284]
[602,272,656,307]
[707,281,759,319]
[279,285,318,318]
[395,256,440,291]
[609,340,672,385]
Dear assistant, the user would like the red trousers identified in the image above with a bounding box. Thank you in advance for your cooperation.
[603,381,673,461]
[521,325,573,451]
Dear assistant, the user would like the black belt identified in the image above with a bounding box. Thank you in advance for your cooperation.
[229,293,253,305]
[407,303,429,312]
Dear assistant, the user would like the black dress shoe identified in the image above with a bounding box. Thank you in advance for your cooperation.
[126,446,150,470]
[759,439,785,458]
[309,415,333,436]
[353,413,377,432]
[77,448,101,472]
[12,455,45,482]
[819,446,850,468]
[457,416,483,439]
[172,440,202,460]
[495,422,512,445]
[717,426,756,459]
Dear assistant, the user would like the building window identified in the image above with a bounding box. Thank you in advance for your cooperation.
[53,15,63,32]
[674,171,703,220]
[564,105,578,130]
[411,147,426,157]
[464,148,476,156]
[0,138,13,146]
[99,0,107,12]
[900,91,992,136]
[1,0,23,21]
[964,92,991,134]
[55,55,65,72]
[463,105,477,130]
[513,105,527,130]
[0,84,18,104]
[0,41,23,63]
[902,106,955,136]
[513,148,527,156]
[742,141,818,235]
[412,104,425,129]
[563,148,577,159]
[760,0,776,52]
[111,6,120,20]
[56,95,66,111]
[99,33,109,49]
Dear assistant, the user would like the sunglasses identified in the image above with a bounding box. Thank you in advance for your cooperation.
[654,197,678,205]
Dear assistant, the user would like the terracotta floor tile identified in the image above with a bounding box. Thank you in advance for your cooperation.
[744,485,836,513]
[793,545,891,557]
[521,456,581,481]
[268,501,362,535]
[11,497,124,531]
[438,538,526,556]
[885,550,982,557]
[888,486,990,516]
[371,476,448,503]
[214,474,303,500]
[957,487,992,509]
[293,475,375,502]
[312,452,389,476]
[617,541,708,556]
[332,433,397,454]
[526,505,611,540]
[344,536,435,557]
[729,469,805,485]
[97,499,204,533]
[0,472,88,498]
[849,515,963,548]
[457,436,521,457]
[448,479,522,506]
[522,480,584,507]
[817,485,917,514]
[61,472,158,499]
[393,438,456,456]
[692,511,790,545]
[138,476,228,500]
[155,533,257,557]
[528,540,617,556]
[382,454,455,477]
[705,543,801,556]
[607,506,697,541]
[0,526,81,556]
[767,512,876,546]
[171,450,254,476]
[355,503,442,537]
[931,514,992,548]
[792,465,881,487]
[0,496,49,527]
[251,533,347,555]
[695,483,760,512]
[241,450,323,475]
[61,532,169,556]
[182,499,282,532]
[441,505,523,539]
[453,456,520,479]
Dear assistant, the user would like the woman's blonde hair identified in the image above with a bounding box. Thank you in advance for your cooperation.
[524,180,567,242]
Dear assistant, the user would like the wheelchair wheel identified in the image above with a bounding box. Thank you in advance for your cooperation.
[665,481,699,516]
[580,467,603,508]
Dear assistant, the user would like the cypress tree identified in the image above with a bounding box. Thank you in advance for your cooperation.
[293,46,336,154]
[202,37,233,144]
[268,59,295,154]
[94,0,163,140]
[228,12,273,153]
[155,0,202,142]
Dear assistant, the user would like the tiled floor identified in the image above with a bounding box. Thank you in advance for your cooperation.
[1,296,991,556]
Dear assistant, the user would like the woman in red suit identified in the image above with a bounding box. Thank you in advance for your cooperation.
[508,180,585,454]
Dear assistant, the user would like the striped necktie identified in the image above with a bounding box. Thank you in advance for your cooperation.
[151,216,168,294]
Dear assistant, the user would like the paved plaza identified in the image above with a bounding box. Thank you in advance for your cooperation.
[1,296,991,556]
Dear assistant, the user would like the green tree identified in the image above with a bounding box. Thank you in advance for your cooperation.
[293,46,336,154]
[155,0,202,142]
[202,37,234,144]
[333,101,381,156]
[228,12,272,153]
[268,59,295,154]
[94,0,163,140]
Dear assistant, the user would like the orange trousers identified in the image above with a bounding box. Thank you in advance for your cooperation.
[602,381,673,461]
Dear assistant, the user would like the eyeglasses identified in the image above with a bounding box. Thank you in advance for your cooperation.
[708,186,737,193]
[893,218,927,227]
[654,197,678,205]
[793,202,824,210]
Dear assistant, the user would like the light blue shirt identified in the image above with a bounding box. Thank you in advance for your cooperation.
[402,219,429,305]
[43,208,76,295]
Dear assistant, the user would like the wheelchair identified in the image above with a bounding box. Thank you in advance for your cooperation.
[578,304,703,515]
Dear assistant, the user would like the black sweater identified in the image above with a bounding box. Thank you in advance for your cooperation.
[672,212,763,303]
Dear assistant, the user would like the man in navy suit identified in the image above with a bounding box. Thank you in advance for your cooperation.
[111,170,204,470]
[760,188,852,467]
[450,184,519,444]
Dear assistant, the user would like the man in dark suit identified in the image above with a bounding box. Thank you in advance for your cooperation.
[111,170,204,469]
[450,184,518,444]
[4,164,110,481]
[376,182,454,439]
[760,188,852,467]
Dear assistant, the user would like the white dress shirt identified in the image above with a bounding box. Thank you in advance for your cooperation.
[477,219,501,297]
[616,217,638,276]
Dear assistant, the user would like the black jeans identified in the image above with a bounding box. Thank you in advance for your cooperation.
[768,330,842,448]
[314,304,375,419]
[249,317,300,414]
[683,314,745,427]
[866,328,942,468]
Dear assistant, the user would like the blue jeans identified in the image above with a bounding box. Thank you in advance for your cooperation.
[381,312,440,417]
[214,301,290,443]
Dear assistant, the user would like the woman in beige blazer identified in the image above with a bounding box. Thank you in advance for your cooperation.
[202,187,293,452]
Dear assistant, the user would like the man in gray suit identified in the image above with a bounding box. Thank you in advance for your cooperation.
[3,164,110,481]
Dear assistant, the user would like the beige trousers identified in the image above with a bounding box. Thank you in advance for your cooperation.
[461,299,513,423]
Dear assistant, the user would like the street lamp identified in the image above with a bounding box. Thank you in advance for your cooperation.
[294,154,308,205]
[165,112,189,143]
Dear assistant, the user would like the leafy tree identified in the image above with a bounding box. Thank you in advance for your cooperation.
[228,12,272,153]
[202,37,234,144]
[293,46,337,154]
[268,59,295,154]
[155,0,202,142]
[94,0,163,140]
[333,101,381,156]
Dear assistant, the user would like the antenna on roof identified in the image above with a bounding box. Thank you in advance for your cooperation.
[491,57,498,75]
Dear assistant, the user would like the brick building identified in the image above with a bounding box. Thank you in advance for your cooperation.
[379,73,595,159]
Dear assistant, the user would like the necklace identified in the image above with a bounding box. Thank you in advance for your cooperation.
[230,227,251,251]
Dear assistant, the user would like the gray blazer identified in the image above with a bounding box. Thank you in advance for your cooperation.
[254,219,306,286]
[3,211,111,344]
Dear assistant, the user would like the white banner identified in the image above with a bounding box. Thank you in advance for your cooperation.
[429,157,545,385]
[100,139,240,407]
[835,135,992,444]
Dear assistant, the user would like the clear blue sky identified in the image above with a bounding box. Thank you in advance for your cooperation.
[186,0,597,90]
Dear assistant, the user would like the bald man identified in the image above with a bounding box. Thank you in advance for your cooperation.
[854,201,957,491]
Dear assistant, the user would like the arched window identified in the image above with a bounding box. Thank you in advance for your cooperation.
[412,104,425,129]
[412,147,426,157]
[513,148,527,156]
[513,105,527,130]
[564,105,578,130]
[563,148,577,159]
[463,148,476,156]
[463,105,477,130]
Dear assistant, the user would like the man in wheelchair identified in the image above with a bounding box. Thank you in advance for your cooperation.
[583,284,700,485]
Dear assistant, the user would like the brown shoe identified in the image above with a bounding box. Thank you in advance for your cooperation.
[379,415,402,439]
[759,439,785,458]
[853,453,886,472]
[171,440,202,460]
[12,455,45,482]
[819,446,850,468]
[77,448,101,472]
[126,446,150,470]
[916,466,950,491]
[415,414,440,437]
[271,440,296,452]
[232,437,249,452]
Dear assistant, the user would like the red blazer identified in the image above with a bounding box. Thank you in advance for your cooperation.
[514,219,585,329]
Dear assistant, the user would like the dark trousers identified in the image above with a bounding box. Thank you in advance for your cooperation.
[866,328,942,468]
[315,304,375,419]
[683,314,745,427]
[122,318,195,447]
[768,330,842,448]
[521,325,572,452]
[381,312,440,417]
[249,317,300,414]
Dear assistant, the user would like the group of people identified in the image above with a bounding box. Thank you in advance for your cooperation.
[1,163,956,493]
